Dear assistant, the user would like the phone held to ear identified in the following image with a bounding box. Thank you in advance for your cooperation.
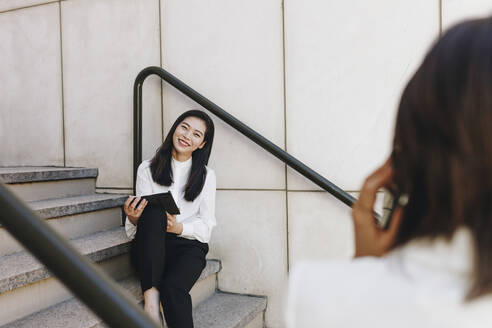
[379,190,408,230]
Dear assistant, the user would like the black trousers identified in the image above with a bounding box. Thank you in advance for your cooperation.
[130,205,208,328]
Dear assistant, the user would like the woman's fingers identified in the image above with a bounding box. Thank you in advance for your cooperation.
[136,199,148,213]
[130,197,141,211]
[166,212,172,227]
[124,196,136,215]
[166,211,177,228]
[165,211,177,220]
[382,206,404,249]
[356,160,393,214]
[124,196,148,218]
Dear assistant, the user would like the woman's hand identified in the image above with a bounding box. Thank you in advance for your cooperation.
[352,159,403,258]
[124,196,148,226]
[166,212,183,234]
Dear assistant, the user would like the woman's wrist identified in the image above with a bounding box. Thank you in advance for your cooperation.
[128,215,139,226]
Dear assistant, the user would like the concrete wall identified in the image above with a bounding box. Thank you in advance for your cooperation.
[1,0,163,190]
[1,2,64,166]
[2,1,492,327]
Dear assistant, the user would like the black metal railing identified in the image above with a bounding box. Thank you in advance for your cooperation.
[0,182,160,328]
[0,66,359,328]
[133,66,356,207]
[0,66,358,328]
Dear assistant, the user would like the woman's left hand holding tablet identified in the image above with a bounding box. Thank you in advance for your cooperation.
[124,196,148,226]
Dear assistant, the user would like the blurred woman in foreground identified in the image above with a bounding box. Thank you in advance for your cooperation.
[287,16,492,328]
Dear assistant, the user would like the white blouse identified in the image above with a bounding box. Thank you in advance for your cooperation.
[286,228,492,328]
[125,157,216,243]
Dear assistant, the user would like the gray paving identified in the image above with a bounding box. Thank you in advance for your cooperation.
[0,167,98,184]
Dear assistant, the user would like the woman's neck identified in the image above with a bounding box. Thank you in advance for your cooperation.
[172,149,191,162]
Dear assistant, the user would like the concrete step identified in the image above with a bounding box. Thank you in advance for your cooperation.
[95,278,266,328]
[2,261,223,328]
[101,261,222,312]
[3,287,265,328]
[192,292,266,328]
[0,228,131,294]
[29,193,127,220]
[0,167,98,202]
[0,194,127,256]
[0,227,132,326]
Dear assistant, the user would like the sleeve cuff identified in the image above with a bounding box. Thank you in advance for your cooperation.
[180,223,194,238]
[125,216,137,240]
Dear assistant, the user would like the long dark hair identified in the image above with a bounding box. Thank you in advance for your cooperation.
[150,110,215,201]
[391,17,492,299]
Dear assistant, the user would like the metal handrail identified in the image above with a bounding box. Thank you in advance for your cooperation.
[0,182,160,328]
[0,66,356,328]
[133,66,356,207]
[0,67,357,328]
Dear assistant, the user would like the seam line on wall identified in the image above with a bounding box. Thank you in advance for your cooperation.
[96,187,134,190]
[95,187,370,193]
[439,0,443,36]
[218,188,286,191]
[159,0,164,142]
[96,187,289,191]
[281,0,290,273]
[58,1,67,167]
[0,1,58,14]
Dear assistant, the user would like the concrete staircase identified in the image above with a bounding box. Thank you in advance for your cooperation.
[0,167,266,328]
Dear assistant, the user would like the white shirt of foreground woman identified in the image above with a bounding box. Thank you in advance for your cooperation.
[286,227,492,327]
[125,157,216,243]
[285,160,492,327]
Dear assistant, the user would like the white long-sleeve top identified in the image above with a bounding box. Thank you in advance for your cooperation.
[286,227,492,328]
[125,157,216,243]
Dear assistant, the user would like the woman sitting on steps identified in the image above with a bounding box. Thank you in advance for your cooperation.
[124,109,216,328]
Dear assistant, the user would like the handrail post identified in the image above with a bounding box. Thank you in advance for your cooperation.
[133,80,143,195]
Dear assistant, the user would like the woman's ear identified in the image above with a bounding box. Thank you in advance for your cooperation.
[198,141,206,149]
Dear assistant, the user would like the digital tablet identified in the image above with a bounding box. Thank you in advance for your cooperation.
[141,192,180,215]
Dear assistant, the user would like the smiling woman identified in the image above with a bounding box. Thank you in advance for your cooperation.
[173,118,206,159]
[123,110,216,327]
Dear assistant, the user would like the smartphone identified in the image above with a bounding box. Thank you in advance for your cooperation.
[379,190,408,229]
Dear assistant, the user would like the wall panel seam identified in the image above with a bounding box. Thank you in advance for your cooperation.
[58,1,67,167]
[96,187,291,191]
[95,188,369,192]
[96,187,133,190]
[439,0,443,36]
[159,0,164,142]
[281,0,290,273]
